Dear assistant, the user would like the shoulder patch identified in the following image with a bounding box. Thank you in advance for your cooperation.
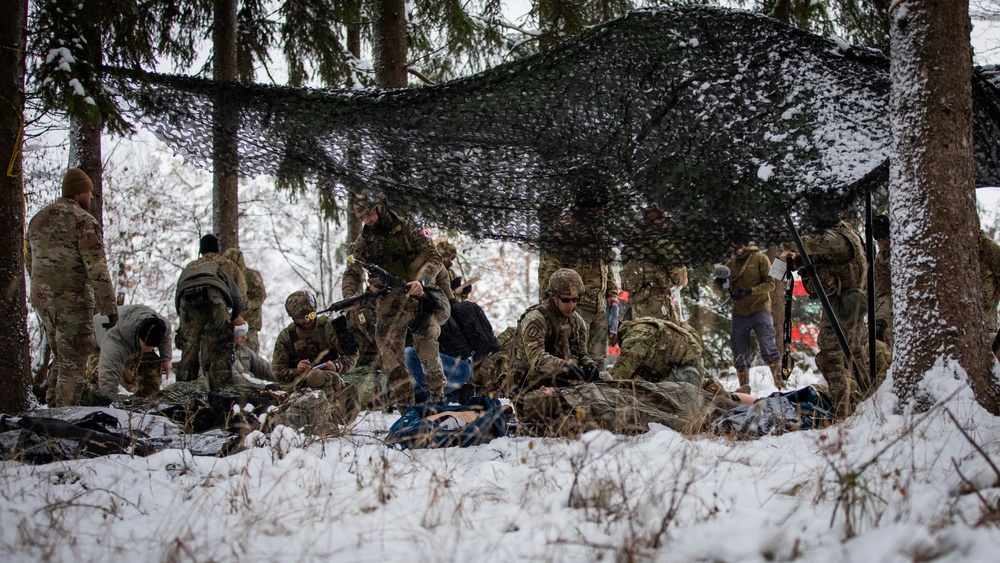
[421,227,431,238]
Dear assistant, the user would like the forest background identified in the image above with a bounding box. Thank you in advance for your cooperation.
[6,0,1000,407]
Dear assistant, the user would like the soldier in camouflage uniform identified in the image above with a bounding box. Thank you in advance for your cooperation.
[782,214,868,418]
[538,191,618,371]
[609,317,704,386]
[223,247,267,353]
[341,193,447,406]
[174,234,246,390]
[26,168,118,406]
[619,206,688,322]
[872,215,893,348]
[512,268,601,391]
[271,291,358,395]
[979,230,1000,337]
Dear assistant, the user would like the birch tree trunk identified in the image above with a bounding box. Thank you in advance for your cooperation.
[889,0,1000,414]
[0,0,32,413]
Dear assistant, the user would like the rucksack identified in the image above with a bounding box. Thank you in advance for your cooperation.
[385,395,508,449]
[450,300,500,361]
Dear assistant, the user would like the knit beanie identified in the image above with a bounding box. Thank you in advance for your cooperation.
[137,317,167,347]
[62,168,93,197]
[199,234,220,255]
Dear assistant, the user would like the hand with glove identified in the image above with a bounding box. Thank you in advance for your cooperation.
[730,287,752,301]
[563,363,586,381]
[583,362,601,382]
[102,312,119,330]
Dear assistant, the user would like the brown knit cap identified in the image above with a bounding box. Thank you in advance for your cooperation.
[62,168,93,197]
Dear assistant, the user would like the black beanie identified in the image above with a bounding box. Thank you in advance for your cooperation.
[199,234,220,255]
[137,317,167,347]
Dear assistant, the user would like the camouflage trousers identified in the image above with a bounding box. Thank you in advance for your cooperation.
[577,306,609,371]
[176,288,234,391]
[376,292,445,406]
[38,305,95,407]
[817,288,869,418]
[629,288,679,322]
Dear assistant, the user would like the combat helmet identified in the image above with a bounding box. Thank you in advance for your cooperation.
[285,290,317,319]
[352,191,386,218]
[436,241,457,259]
[546,268,584,297]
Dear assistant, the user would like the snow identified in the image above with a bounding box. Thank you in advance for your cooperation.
[2,363,1000,561]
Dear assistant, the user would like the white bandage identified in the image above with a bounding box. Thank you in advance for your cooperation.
[234,322,249,337]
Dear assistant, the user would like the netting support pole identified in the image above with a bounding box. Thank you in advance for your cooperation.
[864,193,877,390]
[783,211,863,387]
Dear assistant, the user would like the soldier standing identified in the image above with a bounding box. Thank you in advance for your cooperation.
[538,189,618,371]
[223,247,267,353]
[782,212,868,418]
[26,168,118,406]
[341,193,446,406]
[726,239,782,392]
[619,206,688,322]
[512,268,601,391]
[174,234,246,390]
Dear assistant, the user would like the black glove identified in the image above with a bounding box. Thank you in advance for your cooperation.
[451,277,463,291]
[730,287,752,301]
[563,363,586,381]
[103,312,119,330]
[875,319,888,342]
[583,362,601,381]
[461,284,472,296]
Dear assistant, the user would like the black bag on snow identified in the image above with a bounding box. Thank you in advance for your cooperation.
[712,385,834,438]
[385,396,508,449]
[450,300,500,361]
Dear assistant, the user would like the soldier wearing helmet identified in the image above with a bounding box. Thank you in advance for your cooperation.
[510,268,602,391]
[341,191,447,406]
[271,290,358,391]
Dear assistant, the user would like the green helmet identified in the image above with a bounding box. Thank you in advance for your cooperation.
[436,241,457,259]
[546,268,584,297]
[285,290,317,319]
[352,191,386,218]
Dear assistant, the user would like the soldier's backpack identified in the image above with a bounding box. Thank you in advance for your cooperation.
[450,300,500,361]
[384,396,508,449]
[174,261,237,311]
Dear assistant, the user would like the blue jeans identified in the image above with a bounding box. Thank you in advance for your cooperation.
[405,347,473,403]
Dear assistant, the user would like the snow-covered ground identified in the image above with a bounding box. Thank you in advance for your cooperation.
[3,363,999,562]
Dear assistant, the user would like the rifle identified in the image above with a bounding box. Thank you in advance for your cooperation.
[316,286,391,315]
[347,255,411,292]
[781,267,794,382]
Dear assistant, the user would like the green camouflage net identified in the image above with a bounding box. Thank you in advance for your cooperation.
[116,6,1000,267]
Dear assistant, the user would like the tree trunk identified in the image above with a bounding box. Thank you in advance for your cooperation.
[372,0,407,88]
[68,0,104,228]
[213,0,240,250]
[770,0,792,24]
[889,0,1000,413]
[346,0,363,245]
[0,0,32,414]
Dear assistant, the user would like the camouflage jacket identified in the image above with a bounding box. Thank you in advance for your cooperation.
[725,246,774,317]
[873,248,892,325]
[25,197,117,315]
[244,268,266,331]
[538,209,617,314]
[270,316,359,383]
[619,238,687,296]
[610,318,704,382]
[981,232,1000,331]
[342,210,442,297]
[434,266,455,301]
[791,221,866,299]
[511,301,595,389]
[96,304,172,395]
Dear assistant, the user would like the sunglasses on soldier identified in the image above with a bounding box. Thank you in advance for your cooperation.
[557,296,581,304]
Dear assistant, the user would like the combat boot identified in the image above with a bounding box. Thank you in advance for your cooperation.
[736,370,751,395]
[769,363,785,390]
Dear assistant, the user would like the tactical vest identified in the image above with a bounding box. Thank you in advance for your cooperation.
[802,221,866,299]
[361,211,418,282]
[622,318,701,370]
[175,261,233,309]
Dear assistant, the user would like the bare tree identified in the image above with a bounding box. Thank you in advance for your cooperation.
[889,0,1000,413]
[0,0,32,413]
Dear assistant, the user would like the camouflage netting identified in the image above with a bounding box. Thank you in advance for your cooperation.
[115,6,1000,267]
